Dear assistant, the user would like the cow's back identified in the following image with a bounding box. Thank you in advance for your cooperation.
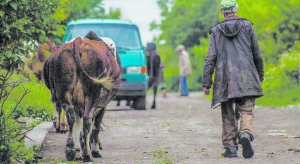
[77,38,121,107]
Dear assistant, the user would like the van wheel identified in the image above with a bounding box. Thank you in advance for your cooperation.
[133,96,146,110]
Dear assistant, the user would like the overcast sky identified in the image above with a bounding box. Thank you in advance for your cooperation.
[102,0,162,46]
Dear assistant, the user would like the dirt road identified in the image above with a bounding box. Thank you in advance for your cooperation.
[41,92,300,164]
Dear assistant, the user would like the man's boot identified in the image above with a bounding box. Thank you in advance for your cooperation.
[221,145,237,158]
[239,132,254,159]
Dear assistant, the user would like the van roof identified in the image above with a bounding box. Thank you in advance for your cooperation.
[66,19,136,27]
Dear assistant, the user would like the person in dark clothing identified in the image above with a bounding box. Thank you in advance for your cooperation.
[146,42,161,109]
[202,0,264,159]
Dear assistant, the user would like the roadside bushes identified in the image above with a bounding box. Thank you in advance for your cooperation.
[0,70,34,163]
[0,70,53,163]
[256,48,300,107]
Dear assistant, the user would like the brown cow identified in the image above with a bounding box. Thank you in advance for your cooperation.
[43,32,121,162]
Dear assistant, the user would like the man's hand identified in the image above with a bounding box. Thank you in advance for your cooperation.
[203,87,210,95]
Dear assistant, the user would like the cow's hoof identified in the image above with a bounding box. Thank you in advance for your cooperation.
[53,122,57,128]
[65,147,76,161]
[74,150,82,161]
[61,126,69,133]
[82,155,93,162]
[151,105,156,109]
[55,128,61,133]
[92,150,102,158]
[126,101,131,106]
[61,130,67,134]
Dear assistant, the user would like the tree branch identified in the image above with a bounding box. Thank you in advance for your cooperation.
[6,85,30,119]
[0,69,13,115]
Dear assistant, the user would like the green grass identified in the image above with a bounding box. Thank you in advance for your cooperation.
[4,73,53,117]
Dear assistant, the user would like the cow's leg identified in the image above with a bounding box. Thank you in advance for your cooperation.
[62,101,76,161]
[52,102,59,132]
[126,100,131,106]
[60,109,69,133]
[81,98,94,162]
[72,106,83,160]
[52,102,62,133]
[116,100,120,106]
[151,86,158,109]
[90,108,105,158]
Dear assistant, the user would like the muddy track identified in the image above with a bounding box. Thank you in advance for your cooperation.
[41,92,300,164]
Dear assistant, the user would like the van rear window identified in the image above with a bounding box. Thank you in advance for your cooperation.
[65,25,142,50]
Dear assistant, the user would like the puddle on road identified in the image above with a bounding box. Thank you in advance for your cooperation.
[267,130,291,136]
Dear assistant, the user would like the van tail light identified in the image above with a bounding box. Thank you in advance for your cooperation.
[126,66,147,74]
[141,66,147,74]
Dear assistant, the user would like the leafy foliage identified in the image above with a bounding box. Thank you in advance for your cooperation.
[237,0,300,64]
[63,0,121,25]
[0,0,66,68]
[154,0,217,92]
[256,46,300,107]
[156,0,217,48]
[0,70,35,163]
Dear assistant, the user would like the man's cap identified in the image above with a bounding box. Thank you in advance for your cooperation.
[176,45,185,51]
[220,0,238,9]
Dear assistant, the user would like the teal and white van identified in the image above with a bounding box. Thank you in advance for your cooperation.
[62,19,147,109]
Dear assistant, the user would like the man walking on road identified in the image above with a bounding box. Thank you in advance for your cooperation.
[202,0,264,159]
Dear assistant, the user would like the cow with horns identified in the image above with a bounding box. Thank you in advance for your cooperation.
[43,31,121,162]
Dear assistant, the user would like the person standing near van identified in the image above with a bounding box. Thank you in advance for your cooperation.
[176,45,192,96]
[202,0,264,159]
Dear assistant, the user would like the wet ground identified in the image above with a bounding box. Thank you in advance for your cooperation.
[41,92,300,164]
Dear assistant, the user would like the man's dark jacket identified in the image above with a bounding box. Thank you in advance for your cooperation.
[202,16,264,108]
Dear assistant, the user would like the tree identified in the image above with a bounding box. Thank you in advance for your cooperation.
[0,0,68,162]
[152,0,218,92]
[0,0,68,68]
[156,0,217,48]
[63,0,121,24]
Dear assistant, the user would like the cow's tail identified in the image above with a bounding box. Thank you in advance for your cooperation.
[72,37,113,90]
[43,57,51,89]
[90,70,113,90]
